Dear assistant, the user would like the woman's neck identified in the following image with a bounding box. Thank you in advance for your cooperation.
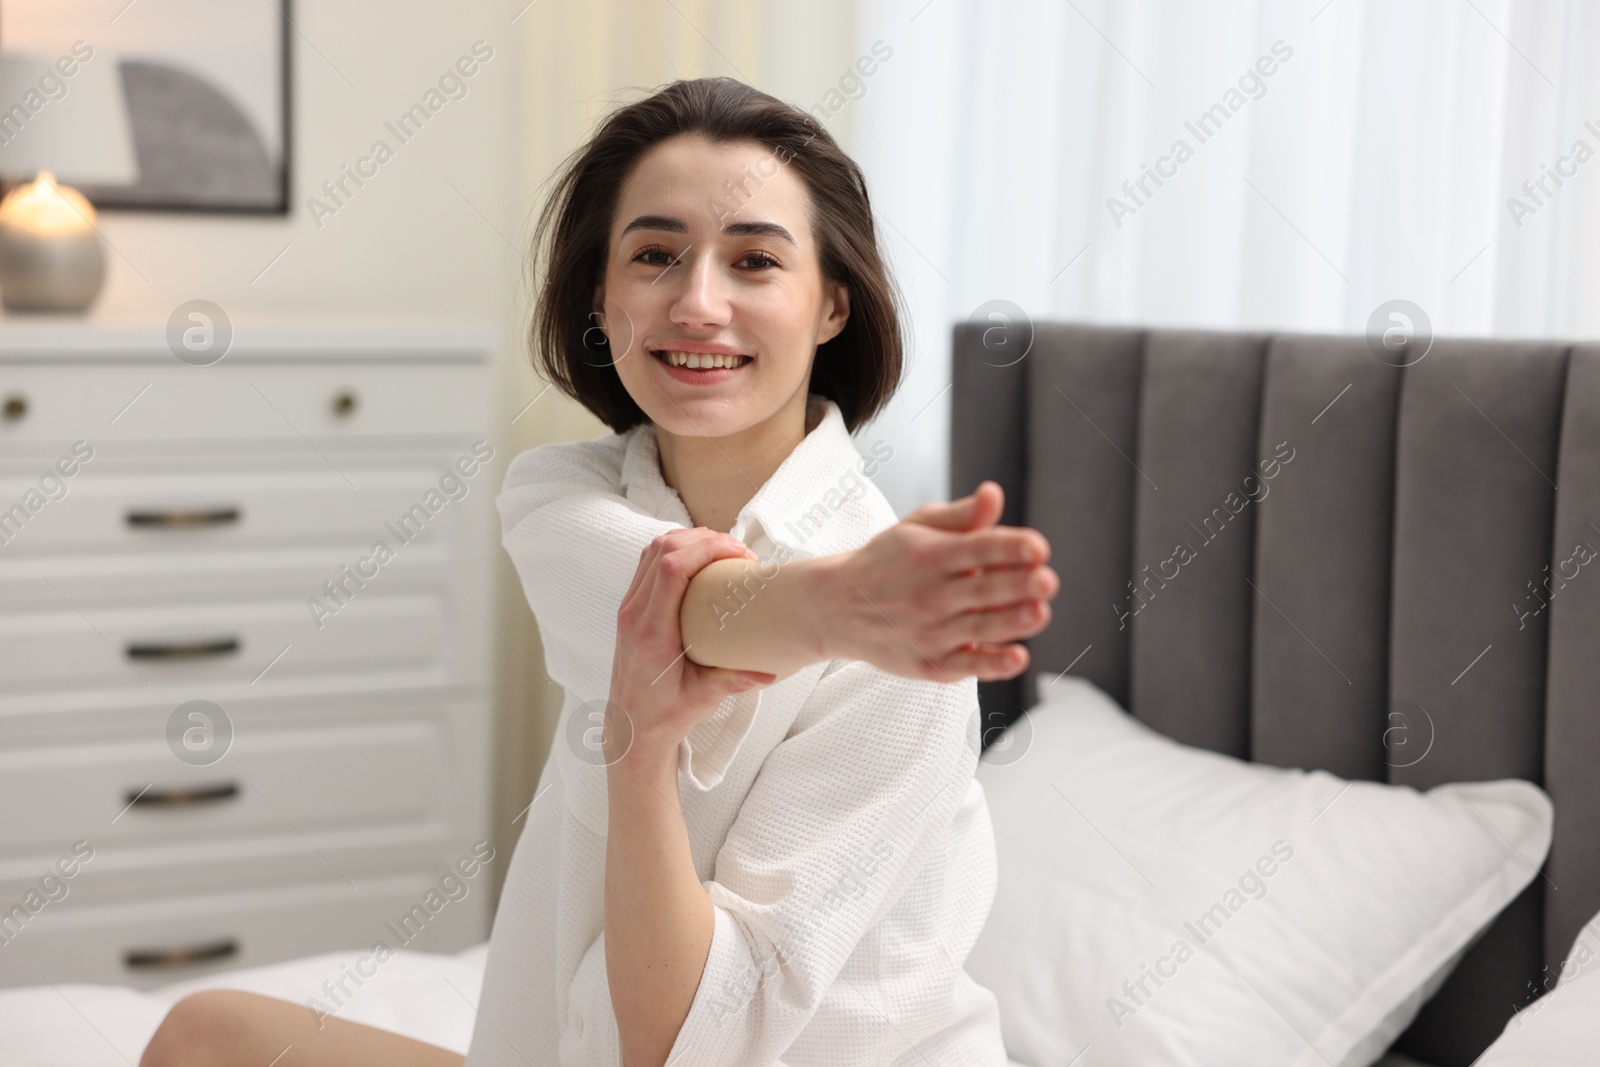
[656,392,821,533]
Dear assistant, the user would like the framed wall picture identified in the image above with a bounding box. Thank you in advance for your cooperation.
[0,0,291,213]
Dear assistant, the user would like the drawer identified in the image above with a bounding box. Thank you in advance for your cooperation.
[0,817,469,905]
[0,359,487,444]
[0,869,488,989]
[0,592,448,692]
[0,717,446,853]
[0,459,490,555]
[0,541,457,614]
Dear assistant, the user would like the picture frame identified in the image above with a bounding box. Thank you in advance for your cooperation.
[0,0,292,213]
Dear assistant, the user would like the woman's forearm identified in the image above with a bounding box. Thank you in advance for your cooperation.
[678,553,836,679]
[605,734,713,1067]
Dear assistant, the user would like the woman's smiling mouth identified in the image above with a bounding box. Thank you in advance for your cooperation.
[651,348,754,383]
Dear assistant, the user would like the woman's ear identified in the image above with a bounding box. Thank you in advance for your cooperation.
[818,281,850,345]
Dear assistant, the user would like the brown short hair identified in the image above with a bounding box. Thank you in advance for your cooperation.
[528,76,905,435]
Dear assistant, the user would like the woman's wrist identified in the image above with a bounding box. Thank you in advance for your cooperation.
[603,696,681,780]
[792,551,852,664]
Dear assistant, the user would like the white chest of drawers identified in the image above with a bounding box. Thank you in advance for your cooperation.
[0,321,495,990]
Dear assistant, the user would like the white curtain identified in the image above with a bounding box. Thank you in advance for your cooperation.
[844,0,1600,516]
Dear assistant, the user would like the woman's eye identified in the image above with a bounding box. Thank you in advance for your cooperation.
[739,252,779,270]
[633,246,675,266]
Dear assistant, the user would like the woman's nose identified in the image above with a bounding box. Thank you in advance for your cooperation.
[668,251,733,328]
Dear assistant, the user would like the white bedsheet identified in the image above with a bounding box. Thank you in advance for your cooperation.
[0,937,1446,1067]
[0,943,1035,1067]
[0,942,491,1067]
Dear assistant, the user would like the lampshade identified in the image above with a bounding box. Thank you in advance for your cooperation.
[0,50,137,186]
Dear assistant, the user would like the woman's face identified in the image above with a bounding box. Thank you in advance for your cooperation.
[595,133,849,440]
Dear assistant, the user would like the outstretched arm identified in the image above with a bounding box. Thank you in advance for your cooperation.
[680,481,1056,683]
[500,440,1052,689]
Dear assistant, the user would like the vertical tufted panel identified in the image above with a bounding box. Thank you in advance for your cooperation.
[1544,344,1600,972]
[1387,339,1567,788]
[1127,330,1268,756]
[950,320,1029,529]
[1250,336,1400,779]
[1385,339,1568,1066]
[950,320,1032,731]
[1023,324,1145,710]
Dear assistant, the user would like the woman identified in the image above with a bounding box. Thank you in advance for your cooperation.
[140,76,1056,1067]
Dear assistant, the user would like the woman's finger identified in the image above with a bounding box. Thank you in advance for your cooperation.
[904,481,1004,533]
[632,528,749,593]
[619,536,665,607]
[643,530,755,600]
[622,527,709,604]
[930,525,1050,575]
[678,662,776,707]
[954,598,1051,647]
[903,496,973,531]
[964,481,1005,530]
[938,642,1031,681]
[934,563,1058,617]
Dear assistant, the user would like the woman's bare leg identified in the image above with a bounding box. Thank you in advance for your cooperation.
[139,989,464,1067]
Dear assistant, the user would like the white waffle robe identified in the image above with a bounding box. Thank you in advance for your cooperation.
[465,395,1009,1067]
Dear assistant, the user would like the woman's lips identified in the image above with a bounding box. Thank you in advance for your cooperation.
[651,349,752,385]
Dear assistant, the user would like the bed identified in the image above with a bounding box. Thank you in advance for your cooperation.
[949,321,1600,1065]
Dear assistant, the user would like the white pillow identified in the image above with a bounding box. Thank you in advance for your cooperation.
[1475,909,1600,1065]
[968,674,1553,1067]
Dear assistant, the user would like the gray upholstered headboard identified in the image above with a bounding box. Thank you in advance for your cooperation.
[949,322,1599,1065]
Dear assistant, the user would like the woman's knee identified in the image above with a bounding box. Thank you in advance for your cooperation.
[140,989,262,1067]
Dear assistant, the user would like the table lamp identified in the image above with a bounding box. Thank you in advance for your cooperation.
[0,50,137,313]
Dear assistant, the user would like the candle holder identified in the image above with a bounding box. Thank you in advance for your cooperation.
[0,172,105,312]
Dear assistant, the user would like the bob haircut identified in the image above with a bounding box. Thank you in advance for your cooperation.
[528,76,905,435]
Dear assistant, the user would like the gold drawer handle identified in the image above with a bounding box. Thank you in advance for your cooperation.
[126,507,241,528]
[124,938,239,970]
[126,637,240,660]
[2,393,25,421]
[128,782,240,807]
[332,390,358,417]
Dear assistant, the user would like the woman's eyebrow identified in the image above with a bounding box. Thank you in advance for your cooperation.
[723,220,796,244]
[621,214,796,245]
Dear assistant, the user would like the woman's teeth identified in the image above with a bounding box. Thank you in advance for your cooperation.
[657,350,751,369]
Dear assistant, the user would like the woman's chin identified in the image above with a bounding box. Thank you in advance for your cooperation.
[652,410,754,440]
[639,395,772,440]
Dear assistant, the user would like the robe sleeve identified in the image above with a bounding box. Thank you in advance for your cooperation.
[495,438,763,791]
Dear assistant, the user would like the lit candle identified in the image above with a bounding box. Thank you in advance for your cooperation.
[0,171,106,312]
